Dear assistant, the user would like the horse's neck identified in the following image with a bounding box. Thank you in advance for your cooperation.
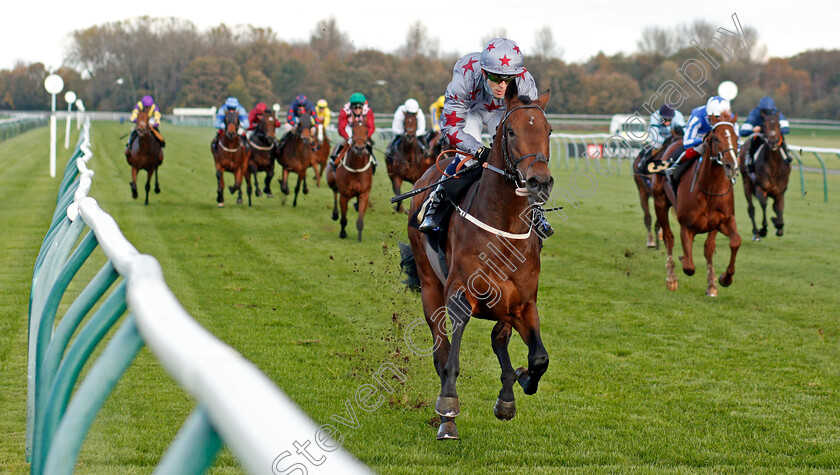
[698,148,728,193]
[346,147,369,167]
[758,146,786,176]
[471,152,532,235]
[222,132,241,146]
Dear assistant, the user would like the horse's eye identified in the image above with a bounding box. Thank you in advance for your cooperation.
[507,128,515,138]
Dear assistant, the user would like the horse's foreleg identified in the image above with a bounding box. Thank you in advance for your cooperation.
[338,195,349,238]
[513,302,549,396]
[144,169,152,205]
[490,321,516,421]
[293,173,302,207]
[154,166,160,194]
[639,186,654,247]
[331,191,339,221]
[355,192,370,242]
[756,188,769,238]
[249,162,261,197]
[280,168,290,195]
[654,188,677,290]
[680,226,696,276]
[302,174,309,195]
[244,167,252,207]
[215,169,225,207]
[718,217,741,288]
[436,291,471,422]
[264,167,274,197]
[392,177,403,213]
[130,168,139,199]
[771,193,785,236]
[744,180,760,240]
[704,230,719,297]
[313,162,322,187]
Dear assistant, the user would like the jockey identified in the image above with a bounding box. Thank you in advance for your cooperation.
[330,92,377,173]
[126,95,163,154]
[664,95,731,187]
[279,94,319,148]
[424,94,445,144]
[385,98,427,159]
[246,102,270,139]
[638,104,686,174]
[316,99,331,142]
[417,38,553,238]
[740,96,791,165]
[211,96,248,152]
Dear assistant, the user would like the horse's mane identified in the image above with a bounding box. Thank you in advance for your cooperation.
[717,110,735,123]
[517,95,533,105]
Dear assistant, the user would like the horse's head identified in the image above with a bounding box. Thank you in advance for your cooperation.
[296,113,314,146]
[136,108,150,136]
[497,79,553,204]
[403,112,418,143]
[224,108,239,136]
[760,111,782,151]
[259,109,277,138]
[350,123,369,155]
[708,111,740,181]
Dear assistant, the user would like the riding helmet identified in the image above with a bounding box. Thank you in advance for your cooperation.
[349,92,366,105]
[404,99,420,113]
[480,38,525,76]
[658,104,675,119]
[706,96,731,117]
[141,95,154,107]
[225,97,240,109]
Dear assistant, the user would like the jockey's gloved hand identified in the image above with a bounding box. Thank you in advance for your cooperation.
[367,138,375,147]
[475,146,491,164]
[237,127,244,135]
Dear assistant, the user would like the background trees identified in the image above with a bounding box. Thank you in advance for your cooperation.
[1,17,838,119]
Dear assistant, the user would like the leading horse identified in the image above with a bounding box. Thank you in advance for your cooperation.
[740,112,791,241]
[326,122,374,241]
[211,108,252,207]
[277,113,317,207]
[386,112,433,212]
[248,109,278,198]
[652,111,741,296]
[406,82,553,440]
[126,108,163,205]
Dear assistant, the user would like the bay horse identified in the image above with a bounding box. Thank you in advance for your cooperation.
[211,108,252,207]
[277,113,317,207]
[652,111,741,296]
[310,125,330,187]
[386,112,433,212]
[326,122,373,241]
[247,109,278,197]
[126,108,163,205]
[739,112,791,241]
[406,82,553,440]
[632,131,681,249]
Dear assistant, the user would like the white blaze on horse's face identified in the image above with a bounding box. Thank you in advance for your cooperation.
[529,115,535,125]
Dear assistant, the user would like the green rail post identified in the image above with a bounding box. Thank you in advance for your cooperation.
[813,152,829,202]
[154,407,224,475]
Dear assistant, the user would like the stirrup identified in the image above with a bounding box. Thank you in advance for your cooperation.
[418,187,444,232]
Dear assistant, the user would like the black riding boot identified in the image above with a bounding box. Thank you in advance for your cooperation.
[418,183,445,233]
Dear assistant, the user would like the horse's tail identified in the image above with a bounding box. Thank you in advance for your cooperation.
[398,242,421,292]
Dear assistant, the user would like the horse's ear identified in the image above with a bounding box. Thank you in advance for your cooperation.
[534,89,551,110]
[733,113,738,123]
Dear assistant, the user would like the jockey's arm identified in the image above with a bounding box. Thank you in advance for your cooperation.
[779,112,791,135]
[366,111,376,137]
[337,109,350,140]
[442,78,481,156]
[150,107,161,127]
[130,106,140,124]
[391,107,404,134]
[416,111,426,136]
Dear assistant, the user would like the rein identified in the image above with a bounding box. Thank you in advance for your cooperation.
[699,121,738,195]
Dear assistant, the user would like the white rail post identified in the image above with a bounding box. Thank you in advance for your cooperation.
[64,91,76,149]
[44,74,64,178]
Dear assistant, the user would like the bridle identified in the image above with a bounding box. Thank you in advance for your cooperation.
[495,104,550,193]
[699,120,739,195]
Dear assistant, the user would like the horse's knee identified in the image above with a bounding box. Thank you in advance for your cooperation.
[215,170,222,180]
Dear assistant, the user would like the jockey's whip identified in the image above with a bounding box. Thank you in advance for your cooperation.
[390,161,480,204]
[118,132,130,140]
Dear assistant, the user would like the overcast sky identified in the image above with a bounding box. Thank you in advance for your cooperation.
[4,0,838,72]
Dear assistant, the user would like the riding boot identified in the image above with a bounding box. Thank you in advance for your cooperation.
[418,183,446,233]
[367,144,377,175]
[781,141,792,163]
[532,206,555,238]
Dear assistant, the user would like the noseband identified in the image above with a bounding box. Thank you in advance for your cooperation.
[709,121,739,173]
[499,104,550,190]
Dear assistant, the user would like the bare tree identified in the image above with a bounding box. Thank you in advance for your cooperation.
[637,26,679,56]
[310,17,354,58]
[397,21,439,58]
[679,20,716,48]
[533,25,562,60]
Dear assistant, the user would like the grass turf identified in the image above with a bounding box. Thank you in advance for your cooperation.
[1,121,839,474]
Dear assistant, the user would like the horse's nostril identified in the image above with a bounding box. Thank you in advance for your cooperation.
[527,177,539,189]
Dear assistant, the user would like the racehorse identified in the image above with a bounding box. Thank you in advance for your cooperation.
[126,108,163,205]
[277,112,317,207]
[326,122,373,241]
[406,82,553,440]
[310,124,330,187]
[652,111,741,296]
[211,108,252,207]
[632,132,682,249]
[247,109,278,197]
[386,112,433,212]
[739,112,791,241]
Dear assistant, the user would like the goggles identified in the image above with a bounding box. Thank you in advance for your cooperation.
[351,103,364,109]
[484,71,517,84]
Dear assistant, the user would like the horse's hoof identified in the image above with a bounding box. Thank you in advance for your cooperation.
[303,188,309,195]
[218,203,225,208]
[436,421,459,440]
[435,396,460,417]
[759,227,768,238]
[266,193,273,198]
[255,190,262,197]
[331,212,338,221]
[515,367,538,395]
[752,235,762,242]
[706,287,718,297]
[776,228,784,237]
[339,230,347,239]
[236,198,243,205]
[683,267,695,276]
[667,280,678,291]
[155,187,160,194]
[719,273,733,287]
[646,235,656,248]
[493,399,516,420]
[354,201,359,212]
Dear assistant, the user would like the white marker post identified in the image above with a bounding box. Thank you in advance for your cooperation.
[44,74,64,178]
[75,99,85,130]
[718,81,739,102]
[64,91,76,149]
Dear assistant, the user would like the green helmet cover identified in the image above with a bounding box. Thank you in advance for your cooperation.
[349,92,366,105]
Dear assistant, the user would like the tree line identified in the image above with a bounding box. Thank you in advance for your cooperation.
[0,16,837,120]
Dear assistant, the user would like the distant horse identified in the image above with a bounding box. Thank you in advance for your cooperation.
[386,112,433,212]
[632,132,682,249]
[126,108,163,205]
[277,113,317,207]
[326,122,373,240]
[652,111,741,296]
[406,82,553,440]
[310,123,330,187]
[248,110,278,197]
[740,112,791,241]
[211,108,252,207]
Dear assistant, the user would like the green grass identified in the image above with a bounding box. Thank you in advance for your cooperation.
[2,122,840,474]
